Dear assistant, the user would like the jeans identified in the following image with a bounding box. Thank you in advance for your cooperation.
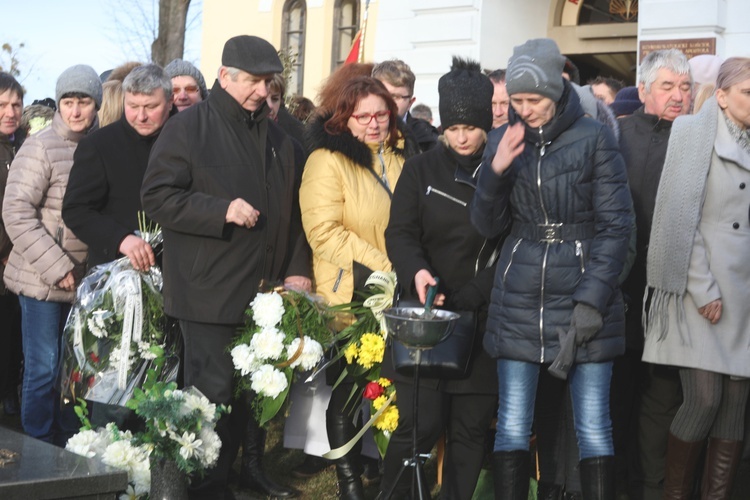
[18,295,76,444]
[494,358,614,459]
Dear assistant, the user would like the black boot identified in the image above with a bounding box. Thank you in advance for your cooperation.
[538,481,563,500]
[492,450,530,500]
[238,415,298,498]
[327,412,366,500]
[579,456,615,500]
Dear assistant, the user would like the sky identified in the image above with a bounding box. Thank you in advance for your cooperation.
[2,0,202,103]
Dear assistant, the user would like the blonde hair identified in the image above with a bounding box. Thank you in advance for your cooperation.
[98,80,124,127]
[692,82,715,113]
[716,57,750,91]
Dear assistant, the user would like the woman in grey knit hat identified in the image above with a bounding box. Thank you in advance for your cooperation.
[164,58,207,112]
[470,38,633,499]
[3,64,101,445]
[642,57,750,499]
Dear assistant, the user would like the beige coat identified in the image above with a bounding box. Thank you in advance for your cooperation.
[643,111,750,377]
[2,113,91,302]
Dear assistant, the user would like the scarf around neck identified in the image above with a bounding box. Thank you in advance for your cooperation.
[645,97,718,340]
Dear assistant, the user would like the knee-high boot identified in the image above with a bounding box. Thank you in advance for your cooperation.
[662,433,704,500]
[701,438,743,500]
[492,450,530,500]
[238,414,298,498]
[579,456,614,500]
[327,412,366,499]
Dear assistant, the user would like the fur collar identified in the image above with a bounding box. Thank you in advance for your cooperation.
[305,113,407,170]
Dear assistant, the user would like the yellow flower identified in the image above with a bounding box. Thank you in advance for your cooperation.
[357,333,385,369]
[344,343,359,364]
[377,378,391,388]
[372,395,387,411]
[374,405,399,433]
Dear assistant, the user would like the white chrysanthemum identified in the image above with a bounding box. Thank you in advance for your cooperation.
[171,431,203,461]
[118,485,138,500]
[137,341,158,361]
[250,364,288,399]
[102,440,138,470]
[170,389,184,400]
[250,292,285,328]
[66,429,102,458]
[250,327,285,361]
[183,391,217,423]
[130,446,151,496]
[231,343,260,376]
[199,427,222,467]
[286,336,324,371]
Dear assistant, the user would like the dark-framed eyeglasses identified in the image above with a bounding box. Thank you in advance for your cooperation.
[390,93,412,102]
[173,85,200,95]
[351,110,391,125]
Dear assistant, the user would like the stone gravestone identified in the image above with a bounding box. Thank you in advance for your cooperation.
[0,426,128,499]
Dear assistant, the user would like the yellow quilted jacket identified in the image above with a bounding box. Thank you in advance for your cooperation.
[300,126,405,306]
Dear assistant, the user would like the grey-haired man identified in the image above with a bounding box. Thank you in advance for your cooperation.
[142,35,309,499]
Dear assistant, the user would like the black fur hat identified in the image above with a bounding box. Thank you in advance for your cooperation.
[438,56,493,131]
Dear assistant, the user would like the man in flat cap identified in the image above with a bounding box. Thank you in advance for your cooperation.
[142,35,310,499]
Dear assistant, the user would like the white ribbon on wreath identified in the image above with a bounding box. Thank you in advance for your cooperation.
[110,269,144,389]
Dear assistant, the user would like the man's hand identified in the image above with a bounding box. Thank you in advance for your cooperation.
[119,235,156,271]
[491,122,525,175]
[414,269,445,306]
[226,198,260,228]
[699,299,722,324]
[56,271,76,291]
[285,275,312,293]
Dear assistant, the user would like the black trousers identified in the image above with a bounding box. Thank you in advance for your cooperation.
[0,292,22,399]
[180,320,248,500]
[381,380,495,500]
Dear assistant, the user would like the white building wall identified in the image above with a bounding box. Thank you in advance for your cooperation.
[639,0,750,60]
[373,0,550,126]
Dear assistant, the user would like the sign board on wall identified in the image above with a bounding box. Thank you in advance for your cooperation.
[639,38,716,62]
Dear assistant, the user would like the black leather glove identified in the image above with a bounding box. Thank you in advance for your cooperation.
[571,303,603,346]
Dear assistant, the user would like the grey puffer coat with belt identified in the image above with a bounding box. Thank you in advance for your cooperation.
[470,82,633,364]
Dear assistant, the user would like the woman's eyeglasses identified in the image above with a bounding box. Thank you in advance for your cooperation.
[173,85,200,95]
[351,110,390,125]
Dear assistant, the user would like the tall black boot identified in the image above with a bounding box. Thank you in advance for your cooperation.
[538,481,563,500]
[238,414,298,498]
[327,412,366,500]
[492,450,530,500]
[579,456,615,500]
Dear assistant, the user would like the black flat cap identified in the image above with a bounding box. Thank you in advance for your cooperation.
[222,35,282,75]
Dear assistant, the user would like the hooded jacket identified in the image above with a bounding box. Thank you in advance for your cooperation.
[471,81,633,364]
[299,115,406,306]
[3,113,93,302]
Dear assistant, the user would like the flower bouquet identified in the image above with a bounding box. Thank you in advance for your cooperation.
[58,215,180,406]
[325,271,399,456]
[66,423,151,499]
[66,377,226,500]
[230,287,334,426]
[363,378,398,457]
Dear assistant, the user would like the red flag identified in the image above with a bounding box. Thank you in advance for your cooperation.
[344,30,362,64]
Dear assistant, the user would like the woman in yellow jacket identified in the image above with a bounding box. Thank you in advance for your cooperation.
[299,76,406,499]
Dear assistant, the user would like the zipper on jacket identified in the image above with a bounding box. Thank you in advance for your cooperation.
[502,238,522,283]
[536,127,550,363]
[425,185,467,207]
[332,268,344,292]
[575,240,586,273]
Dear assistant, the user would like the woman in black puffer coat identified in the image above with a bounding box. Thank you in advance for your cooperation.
[382,57,500,500]
[470,39,633,500]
